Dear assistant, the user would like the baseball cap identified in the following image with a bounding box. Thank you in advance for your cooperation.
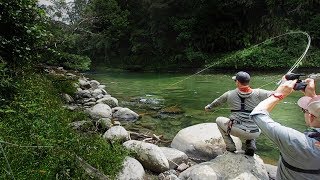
[297,96,320,117]
[232,71,250,83]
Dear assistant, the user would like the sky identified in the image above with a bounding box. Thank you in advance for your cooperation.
[38,0,74,23]
[38,0,73,6]
[38,0,53,6]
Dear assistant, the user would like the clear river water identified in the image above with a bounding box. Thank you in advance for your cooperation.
[87,68,308,165]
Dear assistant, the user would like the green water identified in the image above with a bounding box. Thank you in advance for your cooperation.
[87,69,307,165]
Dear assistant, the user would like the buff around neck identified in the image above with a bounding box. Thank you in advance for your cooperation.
[238,86,252,93]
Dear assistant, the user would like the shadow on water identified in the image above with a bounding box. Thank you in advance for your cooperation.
[87,68,316,165]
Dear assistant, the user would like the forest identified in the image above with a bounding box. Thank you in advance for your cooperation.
[0,0,320,178]
[2,0,320,72]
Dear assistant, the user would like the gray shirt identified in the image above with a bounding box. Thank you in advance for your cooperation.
[207,88,272,130]
[250,110,320,180]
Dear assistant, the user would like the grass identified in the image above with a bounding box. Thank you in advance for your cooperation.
[0,72,129,179]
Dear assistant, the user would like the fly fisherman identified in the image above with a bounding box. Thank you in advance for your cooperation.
[205,71,273,156]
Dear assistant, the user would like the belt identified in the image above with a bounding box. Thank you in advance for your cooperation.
[239,128,260,133]
[229,119,260,133]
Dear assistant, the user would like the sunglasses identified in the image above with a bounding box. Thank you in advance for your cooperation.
[301,108,308,113]
[301,108,318,118]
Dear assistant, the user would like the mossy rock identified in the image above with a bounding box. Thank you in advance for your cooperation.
[160,106,185,114]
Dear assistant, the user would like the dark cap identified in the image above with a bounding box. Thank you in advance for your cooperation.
[232,71,250,83]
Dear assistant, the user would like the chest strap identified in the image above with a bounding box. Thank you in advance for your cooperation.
[281,154,320,174]
[230,95,252,113]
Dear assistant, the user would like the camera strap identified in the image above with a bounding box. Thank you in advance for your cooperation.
[280,154,320,174]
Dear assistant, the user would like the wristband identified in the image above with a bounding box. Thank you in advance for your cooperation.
[272,93,284,100]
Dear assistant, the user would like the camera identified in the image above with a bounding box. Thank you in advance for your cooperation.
[285,73,307,90]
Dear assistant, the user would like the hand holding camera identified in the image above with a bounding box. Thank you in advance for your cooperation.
[303,78,317,98]
[285,73,307,90]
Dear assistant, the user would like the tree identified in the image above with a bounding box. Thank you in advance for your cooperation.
[0,0,48,69]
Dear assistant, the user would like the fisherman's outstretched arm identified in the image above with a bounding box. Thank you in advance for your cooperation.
[205,91,229,110]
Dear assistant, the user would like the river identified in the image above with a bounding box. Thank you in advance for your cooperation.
[87,68,306,165]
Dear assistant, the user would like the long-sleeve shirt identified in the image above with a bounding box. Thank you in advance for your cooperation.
[207,88,272,130]
[250,109,320,180]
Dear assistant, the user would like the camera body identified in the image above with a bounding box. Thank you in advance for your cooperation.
[285,73,307,90]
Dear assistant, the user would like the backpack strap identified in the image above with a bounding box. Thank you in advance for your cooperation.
[230,94,252,113]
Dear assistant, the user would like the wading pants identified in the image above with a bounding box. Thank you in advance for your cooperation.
[216,116,261,151]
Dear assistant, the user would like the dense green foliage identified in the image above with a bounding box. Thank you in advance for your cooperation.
[45,0,319,71]
[0,0,91,71]
[0,73,129,179]
[0,0,47,68]
[0,2,127,178]
[210,33,316,69]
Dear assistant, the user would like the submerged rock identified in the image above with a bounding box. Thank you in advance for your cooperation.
[139,94,164,105]
[160,106,185,114]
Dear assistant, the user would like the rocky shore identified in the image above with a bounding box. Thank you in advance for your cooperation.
[45,66,288,180]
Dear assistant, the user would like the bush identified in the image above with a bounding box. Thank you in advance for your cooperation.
[0,72,129,179]
[208,32,319,70]
[0,62,15,108]
[0,0,48,68]
[60,53,91,71]
[45,50,91,71]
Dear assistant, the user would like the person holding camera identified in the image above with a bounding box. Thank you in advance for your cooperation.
[250,78,320,179]
[205,71,273,156]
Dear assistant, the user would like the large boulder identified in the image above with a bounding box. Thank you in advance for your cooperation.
[97,96,118,108]
[265,164,277,180]
[123,140,169,173]
[103,126,129,142]
[160,147,188,169]
[76,89,91,99]
[92,89,103,99]
[179,152,269,180]
[116,156,145,180]
[89,80,100,90]
[112,107,139,121]
[171,123,241,162]
[96,118,113,131]
[182,165,218,180]
[88,103,112,119]
[79,78,91,89]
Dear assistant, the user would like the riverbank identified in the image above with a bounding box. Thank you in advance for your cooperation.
[0,68,129,179]
[2,65,318,178]
[60,66,278,179]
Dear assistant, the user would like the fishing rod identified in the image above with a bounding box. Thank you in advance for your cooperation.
[168,31,311,88]
[275,31,311,90]
[284,31,311,74]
